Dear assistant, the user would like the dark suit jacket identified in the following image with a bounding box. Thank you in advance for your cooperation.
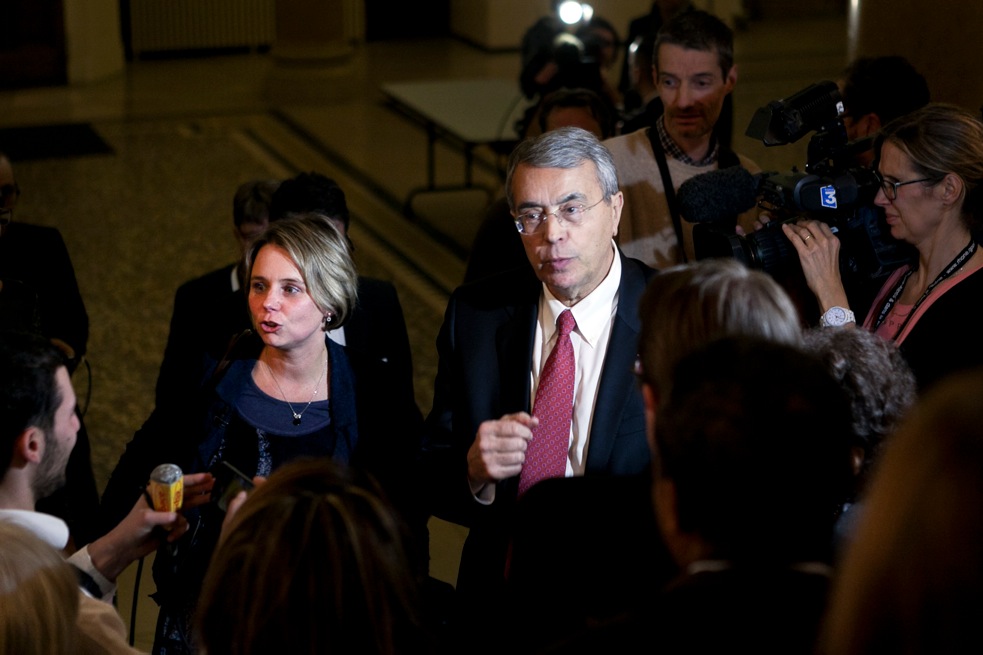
[0,222,89,363]
[543,567,831,654]
[506,472,678,654]
[154,263,246,408]
[422,250,656,604]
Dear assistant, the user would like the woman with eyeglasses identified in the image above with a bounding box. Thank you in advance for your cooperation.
[783,103,983,391]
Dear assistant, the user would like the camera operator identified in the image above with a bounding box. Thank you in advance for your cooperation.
[604,10,760,269]
[518,10,620,140]
[838,56,931,167]
[784,104,983,392]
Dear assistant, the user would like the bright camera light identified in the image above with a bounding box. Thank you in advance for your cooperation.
[558,1,593,25]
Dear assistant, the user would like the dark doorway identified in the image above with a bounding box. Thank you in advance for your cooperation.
[0,0,67,88]
[364,0,450,41]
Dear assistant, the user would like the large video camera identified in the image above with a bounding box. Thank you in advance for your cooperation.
[680,81,913,286]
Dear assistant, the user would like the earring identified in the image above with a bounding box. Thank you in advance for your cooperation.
[323,313,334,326]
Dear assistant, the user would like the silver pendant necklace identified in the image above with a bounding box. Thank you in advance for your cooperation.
[263,347,328,426]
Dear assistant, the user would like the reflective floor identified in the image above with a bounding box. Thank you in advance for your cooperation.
[0,11,849,649]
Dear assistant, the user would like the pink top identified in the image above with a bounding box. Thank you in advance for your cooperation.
[863,257,983,345]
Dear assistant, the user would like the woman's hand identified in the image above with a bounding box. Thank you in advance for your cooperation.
[782,219,851,311]
[181,472,216,511]
[218,475,266,545]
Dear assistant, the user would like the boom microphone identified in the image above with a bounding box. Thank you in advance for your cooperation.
[677,166,763,224]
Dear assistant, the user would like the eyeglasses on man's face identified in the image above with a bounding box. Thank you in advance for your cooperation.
[873,170,937,201]
[513,197,605,235]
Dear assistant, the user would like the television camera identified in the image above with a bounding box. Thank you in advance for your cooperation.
[679,81,913,286]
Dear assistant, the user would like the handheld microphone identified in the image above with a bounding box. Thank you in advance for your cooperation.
[149,463,184,513]
[676,166,763,224]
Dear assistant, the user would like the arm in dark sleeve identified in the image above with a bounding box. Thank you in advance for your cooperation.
[420,293,478,526]
[155,283,207,410]
[38,228,89,365]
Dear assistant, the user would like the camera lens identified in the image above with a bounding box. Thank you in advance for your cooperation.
[746,225,799,276]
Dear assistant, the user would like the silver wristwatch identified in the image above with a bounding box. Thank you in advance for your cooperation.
[820,306,856,327]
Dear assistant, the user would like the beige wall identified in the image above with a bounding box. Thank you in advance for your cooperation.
[449,0,746,50]
[63,0,125,84]
[850,0,983,111]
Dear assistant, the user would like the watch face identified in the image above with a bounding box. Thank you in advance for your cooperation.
[823,307,854,326]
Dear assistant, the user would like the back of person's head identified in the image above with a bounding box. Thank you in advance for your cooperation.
[654,9,734,78]
[840,56,929,127]
[655,337,855,563]
[196,458,427,655]
[246,213,358,329]
[637,259,801,400]
[233,179,280,228]
[269,172,351,231]
[820,367,983,654]
[0,521,80,655]
[0,331,64,479]
[536,87,615,139]
[875,103,983,229]
[505,126,619,211]
[802,327,916,484]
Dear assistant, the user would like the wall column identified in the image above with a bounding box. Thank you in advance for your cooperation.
[265,0,365,102]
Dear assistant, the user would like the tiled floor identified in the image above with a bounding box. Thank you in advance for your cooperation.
[0,10,851,650]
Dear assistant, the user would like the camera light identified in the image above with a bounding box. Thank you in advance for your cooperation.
[558,2,593,26]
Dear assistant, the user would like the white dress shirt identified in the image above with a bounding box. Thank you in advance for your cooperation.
[531,242,621,476]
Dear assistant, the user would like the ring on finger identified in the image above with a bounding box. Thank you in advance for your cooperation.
[802,233,813,241]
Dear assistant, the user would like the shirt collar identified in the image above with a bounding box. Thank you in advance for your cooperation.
[0,509,70,549]
[541,241,621,349]
[655,114,719,166]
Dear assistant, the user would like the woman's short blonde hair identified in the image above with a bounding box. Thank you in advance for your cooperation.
[0,521,80,655]
[247,212,359,329]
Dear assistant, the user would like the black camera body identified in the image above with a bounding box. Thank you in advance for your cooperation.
[691,81,914,288]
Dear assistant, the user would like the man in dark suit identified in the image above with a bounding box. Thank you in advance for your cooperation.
[0,152,100,548]
[154,179,279,409]
[422,127,656,641]
[630,337,854,653]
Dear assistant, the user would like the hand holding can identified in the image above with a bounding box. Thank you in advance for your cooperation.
[149,463,184,512]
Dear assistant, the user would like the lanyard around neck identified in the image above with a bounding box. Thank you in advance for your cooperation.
[873,238,977,336]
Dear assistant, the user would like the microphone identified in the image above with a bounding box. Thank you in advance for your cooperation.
[149,463,184,512]
[148,463,184,562]
[676,166,763,224]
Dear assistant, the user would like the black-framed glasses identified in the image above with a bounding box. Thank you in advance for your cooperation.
[513,197,605,235]
[874,171,937,201]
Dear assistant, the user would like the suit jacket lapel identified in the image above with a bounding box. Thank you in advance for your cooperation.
[585,253,646,472]
[496,270,539,411]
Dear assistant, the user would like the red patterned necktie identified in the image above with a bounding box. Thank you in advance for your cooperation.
[518,309,577,497]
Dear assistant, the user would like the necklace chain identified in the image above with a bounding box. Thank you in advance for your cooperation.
[263,347,328,426]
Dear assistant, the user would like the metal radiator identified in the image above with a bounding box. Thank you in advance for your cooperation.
[128,0,277,56]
